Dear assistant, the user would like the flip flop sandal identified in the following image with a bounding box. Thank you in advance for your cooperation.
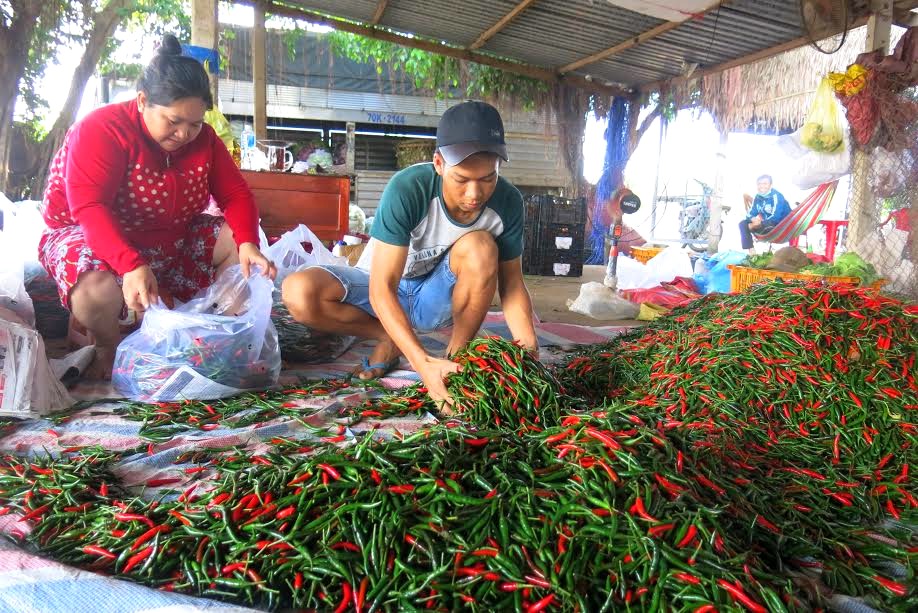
[347,356,402,382]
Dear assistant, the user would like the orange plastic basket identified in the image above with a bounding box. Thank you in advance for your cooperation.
[630,245,665,264]
[727,265,884,293]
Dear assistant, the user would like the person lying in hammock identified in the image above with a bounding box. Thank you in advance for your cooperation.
[739,174,791,254]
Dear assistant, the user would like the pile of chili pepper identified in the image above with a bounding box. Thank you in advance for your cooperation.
[0,280,914,611]
[445,337,563,431]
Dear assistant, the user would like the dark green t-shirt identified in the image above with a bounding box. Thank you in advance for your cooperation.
[358,163,524,278]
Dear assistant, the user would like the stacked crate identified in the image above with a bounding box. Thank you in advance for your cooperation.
[522,195,587,277]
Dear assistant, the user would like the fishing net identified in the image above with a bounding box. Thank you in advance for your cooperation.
[586,97,635,264]
[838,31,917,299]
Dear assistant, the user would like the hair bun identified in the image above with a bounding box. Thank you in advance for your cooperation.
[158,34,183,57]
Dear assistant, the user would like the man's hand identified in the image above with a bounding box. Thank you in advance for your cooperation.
[748,215,764,230]
[416,356,461,414]
[122,265,159,312]
[238,242,277,280]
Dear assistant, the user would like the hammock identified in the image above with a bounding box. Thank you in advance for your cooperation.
[753,181,838,244]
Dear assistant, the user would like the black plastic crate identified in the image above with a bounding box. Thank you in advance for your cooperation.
[524,194,587,226]
[539,222,585,253]
[538,260,584,277]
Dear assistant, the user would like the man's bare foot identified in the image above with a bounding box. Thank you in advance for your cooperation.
[354,338,402,380]
[85,345,116,381]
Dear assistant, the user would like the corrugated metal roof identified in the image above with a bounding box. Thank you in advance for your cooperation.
[277,0,917,91]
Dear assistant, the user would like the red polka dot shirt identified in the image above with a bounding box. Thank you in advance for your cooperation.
[41,100,260,275]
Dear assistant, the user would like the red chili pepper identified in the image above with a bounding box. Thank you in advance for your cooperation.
[716,579,766,613]
[654,473,686,495]
[294,571,304,590]
[694,474,726,496]
[19,503,51,522]
[673,572,702,585]
[629,496,658,522]
[131,525,171,550]
[317,463,341,480]
[387,484,414,495]
[471,547,499,557]
[169,510,192,526]
[595,459,620,484]
[276,506,297,520]
[331,541,361,553]
[82,545,117,560]
[527,594,556,612]
[146,477,182,487]
[464,437,490,447]
[525,574,551,589]
[886,499,901,520]
[755,515,781,535]
[874,575,908,596]
[677,525,698,548]
[693,606,717,613]
[113,512,155,528]
[334,581,353,613]
[648,522,675,538]
[123,546,154,573]
[676,451,684,473]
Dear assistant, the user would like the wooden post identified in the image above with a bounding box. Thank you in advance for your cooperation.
[345,122,356,175]
[252,2,268,140]
[706,129,729,256]
[191,0,219,101]
[847,0,893,249]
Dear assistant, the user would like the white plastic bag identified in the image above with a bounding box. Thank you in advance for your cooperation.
[612,246,693,290]
[0,306,73,417]
[0,226,36,327]
[112,266,280,401]
[0,195,46,285]
[265,224,346,285]
[792,147,851,190]
[567,282,639,321]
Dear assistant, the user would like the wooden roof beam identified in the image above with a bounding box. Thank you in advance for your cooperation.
[639,15,871,94]
[469,0,539,50]
[371,0,388,25]
[559,1,731,74]
[253,1,632,97]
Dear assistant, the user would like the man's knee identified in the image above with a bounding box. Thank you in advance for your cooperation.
[451,231,498,276]
[281,268,341,323]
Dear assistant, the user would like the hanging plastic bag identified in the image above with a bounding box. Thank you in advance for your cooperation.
[265,224,347,286]
[112,266,280,401]
[800,78,845,153]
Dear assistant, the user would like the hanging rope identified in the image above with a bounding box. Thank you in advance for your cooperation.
[586,97,634,264]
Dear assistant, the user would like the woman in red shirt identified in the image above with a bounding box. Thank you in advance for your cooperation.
[39,35,275,378]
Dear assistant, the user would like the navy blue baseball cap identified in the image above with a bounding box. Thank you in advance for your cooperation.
[436,100,509,165]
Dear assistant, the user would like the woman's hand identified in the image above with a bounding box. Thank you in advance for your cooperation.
[238,242,277,280]
[122,265,159,312]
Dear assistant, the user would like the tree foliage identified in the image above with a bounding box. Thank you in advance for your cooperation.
[327,31,548,110]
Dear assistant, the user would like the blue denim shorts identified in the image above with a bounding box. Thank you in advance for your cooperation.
[314,253,457,332]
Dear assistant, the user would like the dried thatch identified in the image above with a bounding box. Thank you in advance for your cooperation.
[670,26,890,133]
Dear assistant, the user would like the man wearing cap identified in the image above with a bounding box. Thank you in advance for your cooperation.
[282,101,537,407]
